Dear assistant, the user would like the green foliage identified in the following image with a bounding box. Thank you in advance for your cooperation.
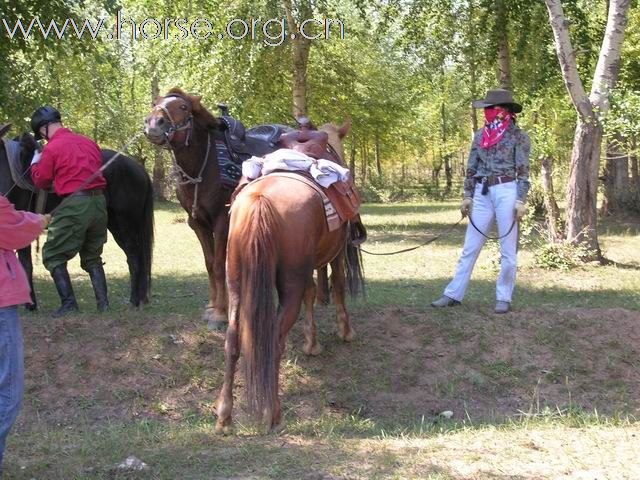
[534,240,592,270]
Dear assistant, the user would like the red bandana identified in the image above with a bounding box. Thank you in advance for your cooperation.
[480,107,514,149]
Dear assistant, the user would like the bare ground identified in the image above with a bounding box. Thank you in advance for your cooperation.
[21,305,640,428]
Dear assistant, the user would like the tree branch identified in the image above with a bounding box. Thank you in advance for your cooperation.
[544,0,593,119]
[590,0,631,113]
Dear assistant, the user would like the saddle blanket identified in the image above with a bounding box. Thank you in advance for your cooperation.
[242,149,351,188]
[215,139,242,187]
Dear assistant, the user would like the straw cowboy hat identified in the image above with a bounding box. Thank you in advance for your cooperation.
[472,88,523,113]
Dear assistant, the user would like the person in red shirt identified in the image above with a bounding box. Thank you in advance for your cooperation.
[30,106,109,317]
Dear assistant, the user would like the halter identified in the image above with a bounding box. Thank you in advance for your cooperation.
[154,94,212,220]
[152,94,194,148]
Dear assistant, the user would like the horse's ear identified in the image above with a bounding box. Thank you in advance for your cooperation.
[190,95,203,112]
[168,87,185,96]
[338,118,351,139]
[0,123,12,141]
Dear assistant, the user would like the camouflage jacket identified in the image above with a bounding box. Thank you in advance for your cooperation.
[463,123,531,202]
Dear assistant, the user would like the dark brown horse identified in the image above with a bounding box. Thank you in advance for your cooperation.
[215,123,365,432]
[144,88,230,329]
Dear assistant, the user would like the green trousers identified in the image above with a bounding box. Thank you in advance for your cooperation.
[43,195,108,272]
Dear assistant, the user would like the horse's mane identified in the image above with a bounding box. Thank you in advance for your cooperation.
[167,87,220,130]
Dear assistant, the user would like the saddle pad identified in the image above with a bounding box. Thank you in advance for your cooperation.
[215,139,242,187]
[5,140,36,192]
[250,171,342,232]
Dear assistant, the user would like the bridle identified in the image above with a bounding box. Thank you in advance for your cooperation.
[150,93,211,220]
[151,94,194,148]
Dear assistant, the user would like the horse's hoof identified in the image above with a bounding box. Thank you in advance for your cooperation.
[207,319,228,331]
[303,342,323,356]
[204,309,228,331]
[214,421,232,435]
[339,328,355,342]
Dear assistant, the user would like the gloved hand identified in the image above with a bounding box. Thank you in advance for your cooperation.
[515,200,527,220]
[460,198,472,217]
[41,214,52,229]
[30,151,42,166]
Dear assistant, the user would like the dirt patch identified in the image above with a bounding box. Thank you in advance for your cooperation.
[20,305,640,429]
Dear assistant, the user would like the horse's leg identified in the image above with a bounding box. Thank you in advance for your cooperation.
[211,213,229,329]
[271,272,307,428]
[302,276,323,356]
[215,285,240,434]
[17,246,37,311]
[330,250,355,342]
[189,219,227,330]
[316,266,330,305]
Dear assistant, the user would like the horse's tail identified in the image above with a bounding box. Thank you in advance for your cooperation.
[139,179,154,303]
[345,239,366,299]
[237,192,280,420]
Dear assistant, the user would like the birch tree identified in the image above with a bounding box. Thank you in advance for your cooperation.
[545,0,631,258]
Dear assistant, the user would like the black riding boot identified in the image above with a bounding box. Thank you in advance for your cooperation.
[51,264,79,318]
[87,264,109,312]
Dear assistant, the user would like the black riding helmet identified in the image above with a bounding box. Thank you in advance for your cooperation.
[31,106,62,140]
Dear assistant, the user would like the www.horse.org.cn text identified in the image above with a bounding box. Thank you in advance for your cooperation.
[1,12,346,46]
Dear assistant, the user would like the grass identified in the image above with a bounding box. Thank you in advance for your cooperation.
[5,199,640,479]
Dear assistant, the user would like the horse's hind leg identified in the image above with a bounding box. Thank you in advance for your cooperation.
[215,285,240,434]
[302,276,323,356]
[316,266,330,305]
[330,252,355,342]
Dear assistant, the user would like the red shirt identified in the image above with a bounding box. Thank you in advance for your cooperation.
[31,128,107,196]
[0,195,43,307]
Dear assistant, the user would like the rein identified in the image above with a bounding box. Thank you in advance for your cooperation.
[166,132,211,219]
[2,166,32,197]
[357,216,465,256]
[468,215,517,240]
[356,213,518,256]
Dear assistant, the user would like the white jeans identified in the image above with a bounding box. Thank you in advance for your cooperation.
[444,181,518,303]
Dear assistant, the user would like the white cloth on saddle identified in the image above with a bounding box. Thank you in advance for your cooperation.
[242,149,351,188]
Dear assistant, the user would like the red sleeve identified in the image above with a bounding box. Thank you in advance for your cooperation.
[0,196,43,250]
[31,145,55,190]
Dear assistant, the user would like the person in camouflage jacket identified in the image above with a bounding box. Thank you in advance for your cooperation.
[431,89,530,314]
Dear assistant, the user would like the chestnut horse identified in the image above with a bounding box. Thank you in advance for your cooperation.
[215,122,365,432]
[144,88,230,329]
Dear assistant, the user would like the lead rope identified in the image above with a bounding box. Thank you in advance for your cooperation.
[167,132,211,219]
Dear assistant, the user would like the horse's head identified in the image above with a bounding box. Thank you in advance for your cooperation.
[144,87,219,146]
[0,123,11,142]
[17,132,40,170]
[319,119,351,163]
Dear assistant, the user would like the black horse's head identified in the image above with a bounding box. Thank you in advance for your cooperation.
[16,132,40,170]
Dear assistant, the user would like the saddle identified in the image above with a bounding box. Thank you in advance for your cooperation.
[217,104,294,163]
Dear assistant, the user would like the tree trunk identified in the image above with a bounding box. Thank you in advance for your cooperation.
[151,74,166,201]
[545,0,631,259]
[631,137,639,190]
[349,135,357,178]
[602,133,629,215]
[284,0,312,118]
[495,0,512,90]
[374,132,382,177]
[361,138,368,185]
[564,119,602,253]
[541,157,562,241]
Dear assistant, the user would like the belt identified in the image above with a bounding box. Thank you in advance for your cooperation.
[476,176,514,195]
[476,175,514,186]
[65,188,104,198]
